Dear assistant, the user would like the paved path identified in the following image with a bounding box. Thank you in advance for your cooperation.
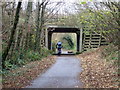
[26,56,83,88]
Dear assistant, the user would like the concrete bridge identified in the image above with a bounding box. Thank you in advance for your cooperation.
[40,25,108,53]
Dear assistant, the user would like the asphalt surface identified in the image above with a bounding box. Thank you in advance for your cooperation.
[26,56,83,88]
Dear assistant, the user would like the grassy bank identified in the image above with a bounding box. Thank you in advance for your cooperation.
[77,44,119,88]
[2,48,53,70]
[1,48,56,88]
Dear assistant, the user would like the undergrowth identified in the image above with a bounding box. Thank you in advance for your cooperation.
[101,44,119,79]
[1,48,53,75]
[101,44,119,87]
[101,44,119,65]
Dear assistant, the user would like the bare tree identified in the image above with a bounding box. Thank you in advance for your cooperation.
[18,1,33,59]
[34,0,49,52]
[2,1,22,69]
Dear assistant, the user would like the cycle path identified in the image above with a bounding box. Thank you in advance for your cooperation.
[26,56,83,88]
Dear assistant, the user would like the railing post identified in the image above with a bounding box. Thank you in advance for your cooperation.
[77,33,80,52]
[80,28,83,52]
[45,28,48,48]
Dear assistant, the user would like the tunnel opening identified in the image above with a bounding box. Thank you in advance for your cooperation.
[46,26,82,54]
[52,33,77,54]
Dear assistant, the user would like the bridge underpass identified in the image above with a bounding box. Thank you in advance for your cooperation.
[46,26,83,54]
[40,26,108,54]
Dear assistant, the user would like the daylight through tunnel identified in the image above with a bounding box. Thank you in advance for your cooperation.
[46,26,82,53]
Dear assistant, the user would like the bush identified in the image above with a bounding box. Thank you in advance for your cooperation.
[25,50,41,61]
[5,60,17,70]
[16,58,26,66]
[101,44,118,63]
[4,48,53,70]
[52,42,56,53]
[41,48,53,56]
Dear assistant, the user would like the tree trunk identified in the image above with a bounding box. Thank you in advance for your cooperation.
[19,1,32,58]
[23,2,33,50]
[16,26,22,50]
[34,0,48,52]
[39,3,46,53]
[34,2,41,52]
[2,2,22,69]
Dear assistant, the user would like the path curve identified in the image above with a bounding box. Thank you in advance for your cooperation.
[26,56,83,88]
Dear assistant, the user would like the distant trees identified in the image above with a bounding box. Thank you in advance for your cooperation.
[62,35,74,50]
[86,2,120,46]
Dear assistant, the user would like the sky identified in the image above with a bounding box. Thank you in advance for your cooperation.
[47,0,120,14]
[47,0,79,14]
[4,0,120,2]
[4,0,120,14]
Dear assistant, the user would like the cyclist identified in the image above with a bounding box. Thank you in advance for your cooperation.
[56,41,63,54]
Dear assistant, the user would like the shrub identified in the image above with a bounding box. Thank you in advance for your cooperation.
[52,42,56,53]
[4,48,53,70]
[101,44,118,63]
[5,60,17,70]
[25,50,41,61]
[41,47,53,57]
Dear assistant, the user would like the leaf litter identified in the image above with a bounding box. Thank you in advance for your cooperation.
[3,56,56,88]
[77,47,119,88]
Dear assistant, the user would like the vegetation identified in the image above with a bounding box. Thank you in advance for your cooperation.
[52,33,76,52]
[101,44,119,65]
[2,1,119,68]
[62,35,74,50]
[52,2,120,46]
[3,48,52,70]
[1,0,119,88]
[51,1,119,63]
[2,0,62,70]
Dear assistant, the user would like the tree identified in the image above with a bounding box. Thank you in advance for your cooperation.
[34,2,41,52]
[34,0,48,52]
[2,2,22,69]
[16,1,33,60]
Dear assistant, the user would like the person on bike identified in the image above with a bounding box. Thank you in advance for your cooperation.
[56,41,62,54]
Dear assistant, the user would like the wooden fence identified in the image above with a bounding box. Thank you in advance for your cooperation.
[82,32,108,51]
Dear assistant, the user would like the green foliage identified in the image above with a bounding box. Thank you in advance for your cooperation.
[52,42,56,53]
[81,2,87,4]
[25,50,41,61]
[17,58,26,66]
[62,35,74,50]
[26,48,52,61]
[41,48,53,57]
[5,60,18,70]
[4,48,53,70]
[101,44,118,64]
